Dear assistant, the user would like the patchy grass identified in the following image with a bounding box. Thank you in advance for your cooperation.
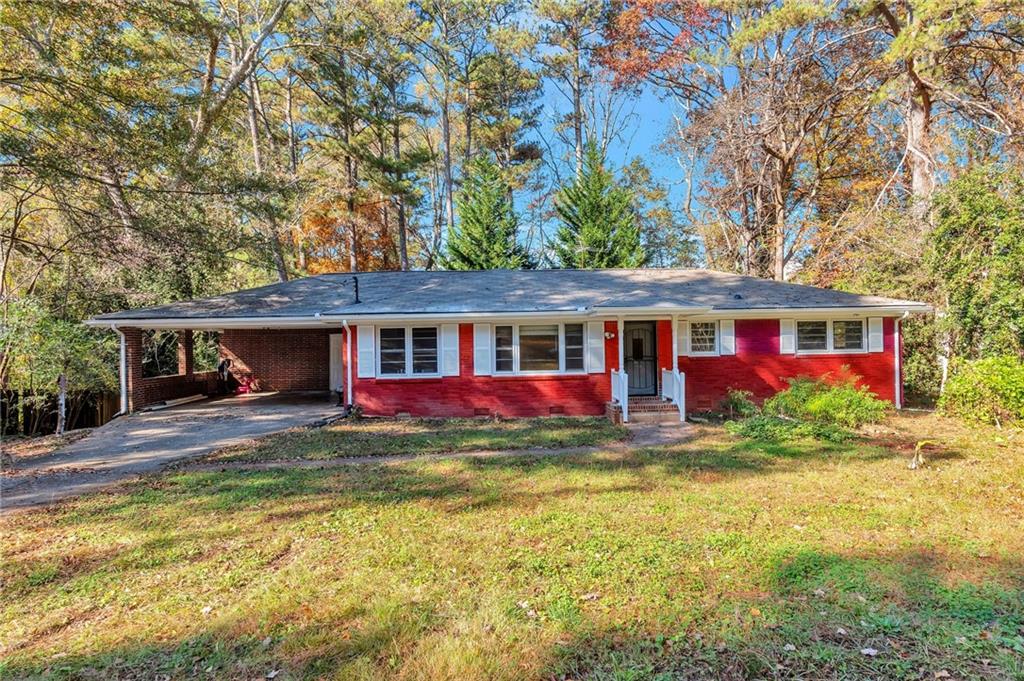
[1,413,1022,680]
[203,416,627,463]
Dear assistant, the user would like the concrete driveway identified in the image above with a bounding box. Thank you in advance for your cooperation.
[1,392,342,511]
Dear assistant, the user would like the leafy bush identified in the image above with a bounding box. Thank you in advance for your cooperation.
[763,373,889,428]
[721,388,758,419]
[725,415,852,443]
[939,356,1024,426]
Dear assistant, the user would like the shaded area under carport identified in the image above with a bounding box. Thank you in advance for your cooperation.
[1,392,341,511]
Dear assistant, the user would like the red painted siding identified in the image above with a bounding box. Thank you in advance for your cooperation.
[677,318,898,411]
[351,322,619,417]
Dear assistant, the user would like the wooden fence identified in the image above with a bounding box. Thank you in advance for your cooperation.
[1,390,119,437]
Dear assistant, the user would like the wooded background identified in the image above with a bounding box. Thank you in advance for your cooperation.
[2,0,1022,433]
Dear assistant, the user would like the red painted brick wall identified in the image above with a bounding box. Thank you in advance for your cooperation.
[677,318,899,411]
[220,329,331,392]
[351,322,619,417]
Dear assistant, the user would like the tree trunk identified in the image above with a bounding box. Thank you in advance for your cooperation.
[441,89,455,242]
[55,373,67,436]
[573,46,584,177]
[907,80,934,225]
[393,112,409,271]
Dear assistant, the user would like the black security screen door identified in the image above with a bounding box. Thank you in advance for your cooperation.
[624,322,657,396]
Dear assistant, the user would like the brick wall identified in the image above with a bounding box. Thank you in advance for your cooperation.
[219,328,331,392]
[351,322,618,417]
[677,318,899,411]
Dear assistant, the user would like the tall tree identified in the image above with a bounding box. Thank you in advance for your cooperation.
[445,155,531,270]
[553,141,645,268]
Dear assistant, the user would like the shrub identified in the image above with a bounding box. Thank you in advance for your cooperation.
[939,356,1024,426]
[725,415,852,443]
[721,388,758,419]
[763,372,889,428]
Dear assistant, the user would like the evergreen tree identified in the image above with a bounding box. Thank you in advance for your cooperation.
[445,155,532,270]
[553,142,646,268]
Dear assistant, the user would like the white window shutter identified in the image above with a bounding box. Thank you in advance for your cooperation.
[679,321,691,356]
[779,319,796,354]
[586,321,605,373]
[441,324,460,376]
[868,317,884,352]
[720,320,736,355]
[473,324,491,375]
[356,325,376,378]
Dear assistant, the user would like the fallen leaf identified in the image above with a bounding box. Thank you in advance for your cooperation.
[860,647,879,657]
[580,592,600,602]
[262,636,272,647]
[836,627,848,636]
[266,671,280,679]
[783,643,796,652]
[201,606,212,616]
[749,607,761,618]
[934,671,951,679]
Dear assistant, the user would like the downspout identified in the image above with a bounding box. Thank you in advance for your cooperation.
[110,324,128,415]
[894,311,908,410]
[342,319,353,407]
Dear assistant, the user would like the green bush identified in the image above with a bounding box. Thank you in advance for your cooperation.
[939,356,1024,426]
[762,373,889,428]
[721,388,758,419]
[724,415,852,443]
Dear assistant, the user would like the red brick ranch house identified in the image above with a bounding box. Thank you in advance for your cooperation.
[87,269,930,422]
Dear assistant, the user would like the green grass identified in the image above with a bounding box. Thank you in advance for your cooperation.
[1,413,1022,679]
[203,416,627,463]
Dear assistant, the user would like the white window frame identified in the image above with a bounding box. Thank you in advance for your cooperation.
[376,325,441,378]
[796,319,868,355]
[688,320,720,357]
[491,322,588,375]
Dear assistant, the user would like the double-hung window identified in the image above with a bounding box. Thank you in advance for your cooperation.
[689,321,718,355]
[796,320,865,353]
[493,323,586,374]
[378,326,439,376]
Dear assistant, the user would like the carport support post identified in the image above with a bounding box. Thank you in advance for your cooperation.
[178,330,194,378]
[112,326,128,415]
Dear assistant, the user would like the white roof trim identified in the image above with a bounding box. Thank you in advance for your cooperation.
[87,303,931,329]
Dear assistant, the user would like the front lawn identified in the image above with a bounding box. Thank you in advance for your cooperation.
[203,416,627,463]
[1,413,1022,680]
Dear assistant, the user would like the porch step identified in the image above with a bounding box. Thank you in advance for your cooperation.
[627,410,684,424]
[627,397,678,413]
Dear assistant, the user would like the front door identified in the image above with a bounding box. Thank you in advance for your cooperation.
[624,322,657,396]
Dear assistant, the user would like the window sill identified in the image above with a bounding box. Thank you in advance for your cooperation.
[795,349,868,356]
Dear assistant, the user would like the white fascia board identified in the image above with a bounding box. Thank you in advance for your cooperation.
[85,316,328,329]
[683,304,931,320]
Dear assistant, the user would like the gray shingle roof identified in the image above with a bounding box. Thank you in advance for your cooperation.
[91,269,927,322]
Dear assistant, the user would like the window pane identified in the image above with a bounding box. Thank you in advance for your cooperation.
[495,325,513,372]
[520,324,559,371]
[379,327,406,374]
[833,320,863,350]
[690,322,717,353]
[411,327,438,374]
[797,321,828,351]
[565,324,584,371]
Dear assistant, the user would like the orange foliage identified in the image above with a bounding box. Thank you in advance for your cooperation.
[299,197,399,273]
[597,0,708,87]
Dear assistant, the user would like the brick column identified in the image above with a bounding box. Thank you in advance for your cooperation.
[122,327,144,413]
[178,330,194,377]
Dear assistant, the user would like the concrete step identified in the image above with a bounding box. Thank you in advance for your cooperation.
[627,410,684,424]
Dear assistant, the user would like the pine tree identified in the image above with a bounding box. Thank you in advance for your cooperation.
[445,155,533,270]
[553,142,646,268]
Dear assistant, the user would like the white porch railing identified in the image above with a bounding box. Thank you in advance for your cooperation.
[660,368,687,422]
[610,369,629,422]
